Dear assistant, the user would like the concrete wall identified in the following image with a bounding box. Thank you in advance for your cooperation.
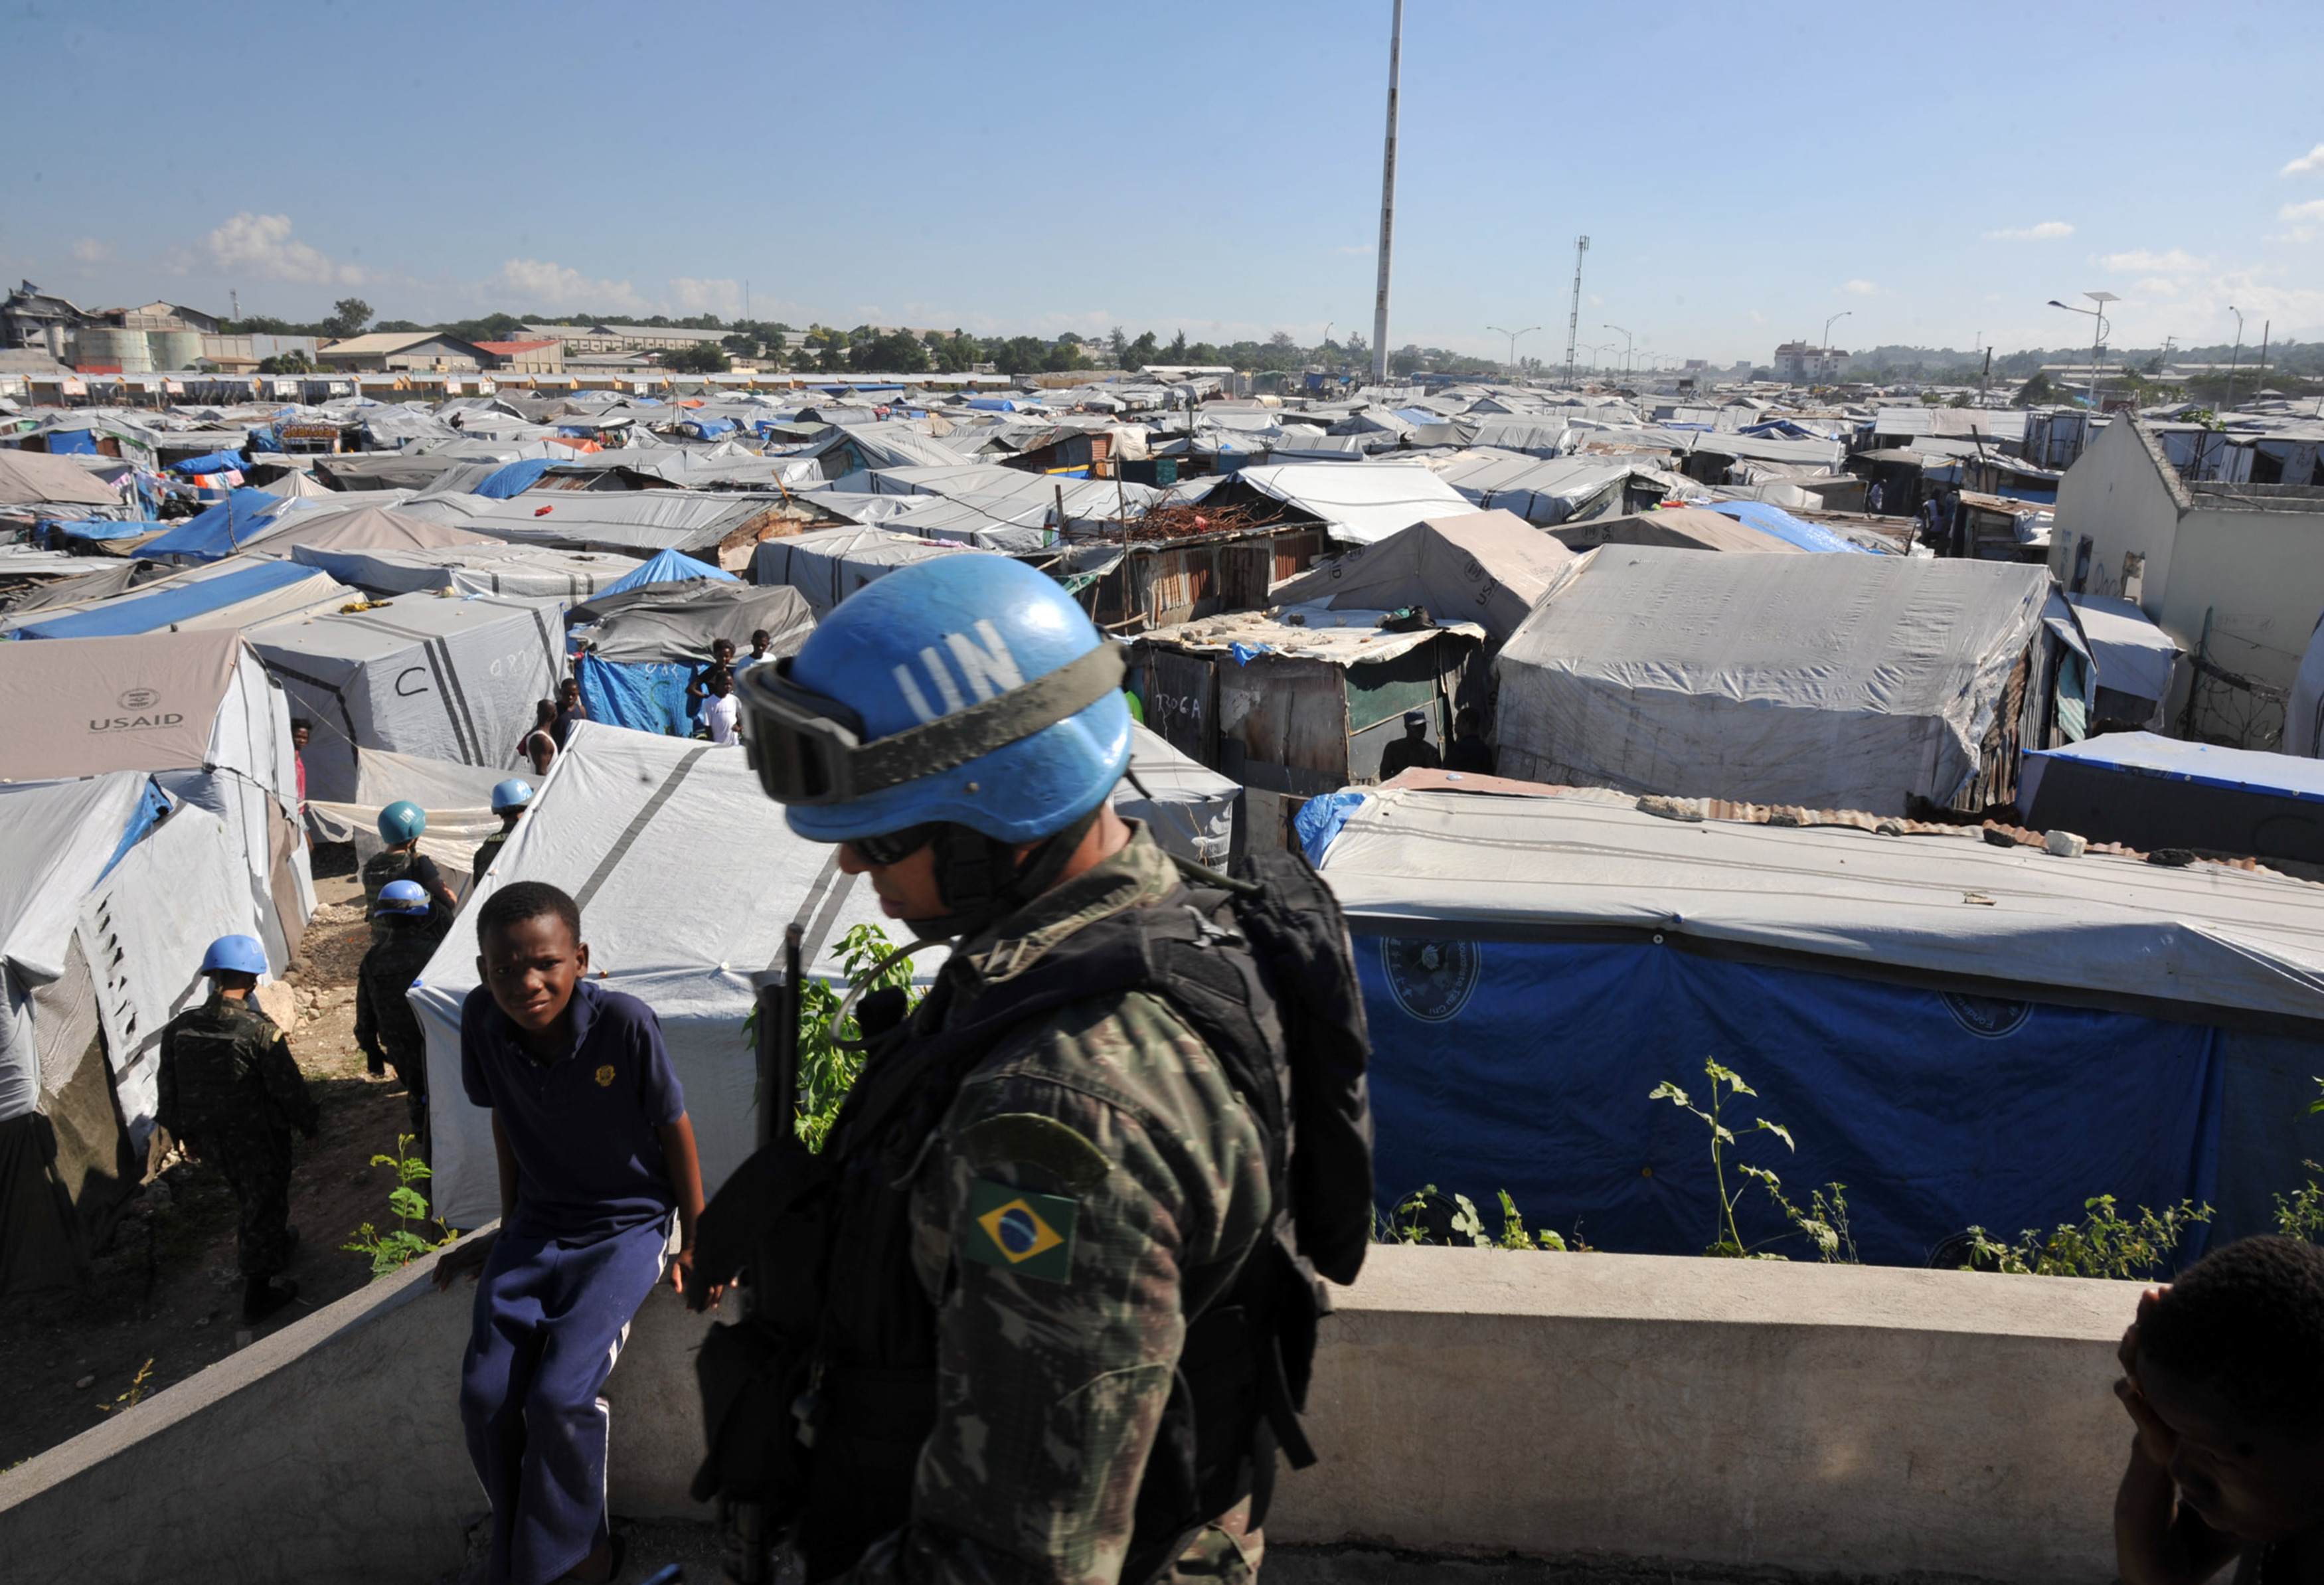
[2157,505,2324,701]
[0,1239,2145,1585]
[2050,415,2183,614]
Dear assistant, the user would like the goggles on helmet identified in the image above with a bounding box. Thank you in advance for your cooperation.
[734,641,1125,808]
[845,824,938,867]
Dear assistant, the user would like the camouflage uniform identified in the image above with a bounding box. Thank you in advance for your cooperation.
[469,827,511,893]
[362,847,450,944]
[354,915,440,1159]
[156,995,320,1278]
[842,825,1273,1585]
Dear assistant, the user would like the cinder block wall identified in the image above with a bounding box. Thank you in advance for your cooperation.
[0,1240,2141,1585]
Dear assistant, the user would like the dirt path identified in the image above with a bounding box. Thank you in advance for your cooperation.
[0,856,445,1473]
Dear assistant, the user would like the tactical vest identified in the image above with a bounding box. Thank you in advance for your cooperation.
[168,1005,287,1139]
[693,848,1372,1585]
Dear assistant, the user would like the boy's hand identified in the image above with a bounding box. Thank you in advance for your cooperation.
[2115,1286,2177,1468]
[669,1246,723,1311]
[432,1230,499,1292]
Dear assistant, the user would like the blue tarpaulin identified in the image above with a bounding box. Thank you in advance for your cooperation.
[475,457,554,499]
[678,416,736,440]
[170,450,248,476]
[597,548,736,599]
[967,398,1019,412]
[44,430,96,456]
[1698,499,1870,554]
[100,781,173,881]
[42,519,164,541]
[1359,933,2224,1264]
[136,488,279,561]
[574,652,695,736]
[17,557,320,639]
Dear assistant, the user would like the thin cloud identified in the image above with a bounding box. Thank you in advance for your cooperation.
[2283,143,2324,176]
[197,212,361,285]
[1335,243,1374,256]
[2099,248,2204,274]
[1984,220,2074,242]
[1842,280,1878,295]
[669,276,743,317]
[70,238,113,265]
[487,258,650,315]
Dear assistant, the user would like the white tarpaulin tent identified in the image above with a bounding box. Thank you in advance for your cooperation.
[304,747,510,886]
[0,629,310,970]
[752,525,979,616]
[1267,509,1573,643]
[246,590,566,805]
[1495,546,2052,814]
[410,724,946,1226]
[1230,463,1475,544]
[2291,616,2324,758]
[291,542,646,600]
[400,488,774,556]
[2068,593,2183,730]
[1117,722,1241,869]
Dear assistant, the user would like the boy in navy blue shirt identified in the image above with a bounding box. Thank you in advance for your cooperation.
[434,880,720,1585]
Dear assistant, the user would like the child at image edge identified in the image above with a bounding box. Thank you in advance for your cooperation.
[434,879,721,1585]
[2115,1234,2324,1585]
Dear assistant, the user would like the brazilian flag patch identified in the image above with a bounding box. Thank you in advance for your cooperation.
[964,1177,1077,1283]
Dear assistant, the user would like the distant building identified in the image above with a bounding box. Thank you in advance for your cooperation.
[1,282,88,353]
[1773,341,1846,384]
[98,300,222,334]
[472,339,566,373]
[521,321,725,354]
[201,333,323,373]
[315,331,491,372]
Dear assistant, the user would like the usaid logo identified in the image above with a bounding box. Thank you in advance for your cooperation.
[91,685,183,734]
[1941,992,2034,1040]
[1380,937,1481,1023]
[892,620,1025,724]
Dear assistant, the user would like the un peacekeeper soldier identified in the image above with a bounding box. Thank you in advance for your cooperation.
[697,555,1372,1585]
[157,935,320,1324]
[365,799,459,944]
[355,879,440,1160]
[469,779,533,893]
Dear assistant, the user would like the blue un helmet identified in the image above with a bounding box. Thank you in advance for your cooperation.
[490,779,533,815]
[199,935,268,976]
[378,799,427,845]
[376,880,431,916]
[735,556,1129,926]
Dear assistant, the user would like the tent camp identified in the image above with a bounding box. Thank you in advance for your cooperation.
[2020,732,2324,864]
[409,724,948,1226]
[0,774,266,1293]
[1495,547,2073,815]
[1549,506,1804,554]
[245,590,566,803]
[0,450,126,513]
[1266,509,1573,643]
[1306,782,2324,1265]
[2068,593,2183,730]
[240,505,497,558]
[570,583,815,736]
[1428,452,1664,527]
[0,626,309,969]
[398,488,784,560]
[596,546,734,598]
[1117,722,1243,869]
[751,525,979,616]
[135,487,280,562]
[1224,463,1475,544]
[303,746,511,885]
[4,556,356,639]
[289,542,645,600]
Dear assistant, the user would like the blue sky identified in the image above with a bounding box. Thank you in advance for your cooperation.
[3,0,2319,363]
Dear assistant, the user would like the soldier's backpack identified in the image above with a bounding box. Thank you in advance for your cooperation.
[691,842,1373,1584]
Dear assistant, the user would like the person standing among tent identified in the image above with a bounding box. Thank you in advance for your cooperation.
[365,801,459,936]
[519,701,557,779]
[1378,709,1442,780]
[471,780,533,891]
[552,678,588,750]
[157,935,319,1325]
[1866,479,1886,517]
[684,638,737,735]
[355,880,440,1162]
[691,556,1374,1585]
[736,628,775,671]
[700,669,740,745]
[290,719,312,835]
[1444,707,1497,775]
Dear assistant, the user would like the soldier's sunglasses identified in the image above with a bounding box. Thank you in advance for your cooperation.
[845,825,938,867]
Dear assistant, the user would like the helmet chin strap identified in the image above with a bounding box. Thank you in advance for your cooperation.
[827,805,1106,1050]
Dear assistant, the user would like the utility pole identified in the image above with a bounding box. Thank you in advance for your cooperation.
[1604,323,1632,375]
[1370,0,1402,388]
[2225,306,2244,412]
[2258,319,2271,394]
[1562,236,1589,385]
[1487,325,1539,383]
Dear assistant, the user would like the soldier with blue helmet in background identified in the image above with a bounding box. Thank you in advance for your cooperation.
[693,555,1374,1585]
[157,934,319,1325]
[470,779,533,893]
[356,879,443,1161]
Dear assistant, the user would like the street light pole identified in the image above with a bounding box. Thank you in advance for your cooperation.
[2225,306,2245,412]
[1822,311,1852,387]
[1604,323,1633,375]
[2046,293,2117,409]
[1486,324,1540,383]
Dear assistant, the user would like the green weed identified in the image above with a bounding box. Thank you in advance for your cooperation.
[1962,1195,2212,1280]
[342,1134,457,1277]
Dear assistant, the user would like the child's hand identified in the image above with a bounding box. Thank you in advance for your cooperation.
[432,1230,499,1292]
[2115,1286,2177,1469]
[669,1246,723,1311]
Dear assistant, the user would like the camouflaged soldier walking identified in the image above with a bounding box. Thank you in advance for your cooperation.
[693,556,1374,1585]
[355,879,444,1161]
[157,935,321,1324]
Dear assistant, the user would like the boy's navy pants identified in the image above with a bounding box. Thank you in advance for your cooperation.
[460,1216,670,1585]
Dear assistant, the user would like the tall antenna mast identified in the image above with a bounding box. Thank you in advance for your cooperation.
[1562,235,1590,385]
[1370,0,1402,387]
